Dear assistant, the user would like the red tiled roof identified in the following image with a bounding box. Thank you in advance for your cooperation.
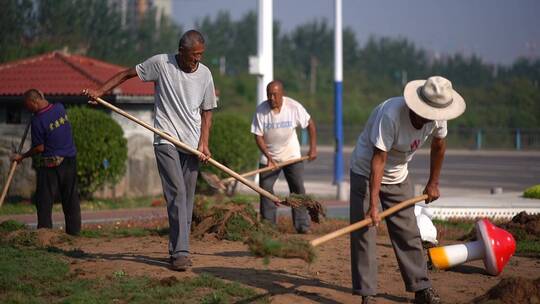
[0,51,153,96]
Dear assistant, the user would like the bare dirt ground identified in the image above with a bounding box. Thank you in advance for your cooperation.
[45,224,540,304]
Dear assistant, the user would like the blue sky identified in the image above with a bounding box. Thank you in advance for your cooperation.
[172,0,540,65]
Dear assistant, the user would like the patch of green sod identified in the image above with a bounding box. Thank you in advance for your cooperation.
[0,243,268,303]
[432,219,475,231]
[0,219,26,232]
[245,231,315,264]
[516,239,540,257]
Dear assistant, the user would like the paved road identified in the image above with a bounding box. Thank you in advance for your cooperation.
[303,146,540,192]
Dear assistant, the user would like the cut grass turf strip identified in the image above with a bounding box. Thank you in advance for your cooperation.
[283,193,326,223]
[0,243,268,303]
[245,231,316,264]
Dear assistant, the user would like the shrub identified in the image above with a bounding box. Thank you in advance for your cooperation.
[68,107,127,198]
[0,220,26,232]
[523,185,540,199]
[204,113,258,179]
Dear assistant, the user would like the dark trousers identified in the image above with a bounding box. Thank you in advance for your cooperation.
[35,157,81,235]
[259,161,310,233]
[349,171,431,295]
[154,144,199,258]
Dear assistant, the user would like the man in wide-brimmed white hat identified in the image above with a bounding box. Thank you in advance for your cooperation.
[349,76,465,304]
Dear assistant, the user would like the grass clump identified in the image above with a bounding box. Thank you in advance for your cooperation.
[0,220,26,232]
[245,231,315,264]
[192,198,317,263]
[283,193,326,223]
[523,184,540,199]
[192,199,258,241]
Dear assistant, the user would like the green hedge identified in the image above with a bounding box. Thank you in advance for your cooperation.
[201,113,258,180]
[68,107,127,198]
[523,185,540,199]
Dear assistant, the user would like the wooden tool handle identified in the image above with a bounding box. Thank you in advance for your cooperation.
[88,94,282,203]
[0,121,31,207]
[221,156,310,184]
[309,194,428,247]
[0,162,18,207]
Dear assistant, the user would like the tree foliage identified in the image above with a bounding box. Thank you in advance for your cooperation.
[1,4,539,129]
[0,0,182,66]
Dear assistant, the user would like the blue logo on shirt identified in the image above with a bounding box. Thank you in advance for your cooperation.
[264,121,292,130]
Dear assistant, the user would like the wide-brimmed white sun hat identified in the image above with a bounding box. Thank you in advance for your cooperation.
[404,76,466,120]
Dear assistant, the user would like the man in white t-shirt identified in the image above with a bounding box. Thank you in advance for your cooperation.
[349,76,465,304]
[84,30,216,272]
[251,80,317,233]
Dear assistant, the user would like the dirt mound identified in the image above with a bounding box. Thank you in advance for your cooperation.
[459,212,540,242]
[473,276,540,303]
[4,228,66,248]
[35,228,67,246]
[500,211,540,241]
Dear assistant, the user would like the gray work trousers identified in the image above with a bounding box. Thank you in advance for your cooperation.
[349,171,431,295]
[155,144,199,258]
[259,161,310,233]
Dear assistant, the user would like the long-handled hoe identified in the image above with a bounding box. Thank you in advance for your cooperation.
[201,156,310,194]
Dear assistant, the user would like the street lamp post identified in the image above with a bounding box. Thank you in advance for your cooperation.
[334,0,346,200]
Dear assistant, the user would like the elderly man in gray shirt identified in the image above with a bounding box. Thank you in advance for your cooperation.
[85,30,217,271]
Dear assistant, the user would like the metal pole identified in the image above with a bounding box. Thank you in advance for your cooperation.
[254,0,274,185]
[334,0,345,200]
[476,129,482,150]
[256,0,273,105]
[515,128,522,150]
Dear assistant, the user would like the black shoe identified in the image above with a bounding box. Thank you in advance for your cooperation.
[414,287,441,304]
[297,228,312,234]
[170,256,192,271]
[361,295,376,304]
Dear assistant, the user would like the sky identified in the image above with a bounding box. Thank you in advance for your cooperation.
[172,0,540,65]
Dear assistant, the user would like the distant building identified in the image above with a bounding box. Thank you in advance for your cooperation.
[111,0,172,27]
[0,51,162,198]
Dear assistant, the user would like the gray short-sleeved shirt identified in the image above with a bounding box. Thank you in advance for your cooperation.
[136,54,217,149]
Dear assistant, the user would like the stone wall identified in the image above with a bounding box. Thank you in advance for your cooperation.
[0,112,162,200]
[0,126,35,200]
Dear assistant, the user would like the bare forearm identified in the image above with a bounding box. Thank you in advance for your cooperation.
[369,149,387,207]
[95,67,138,96]
[22,144,44,159]
[428,137,446,185]
[199,110,212,147]
[307,119,317,151]
[255,135,272,161]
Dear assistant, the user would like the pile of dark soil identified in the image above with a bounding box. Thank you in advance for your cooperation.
[459,212,540,242]
[499,211,540,241]
[473,276,540,303]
